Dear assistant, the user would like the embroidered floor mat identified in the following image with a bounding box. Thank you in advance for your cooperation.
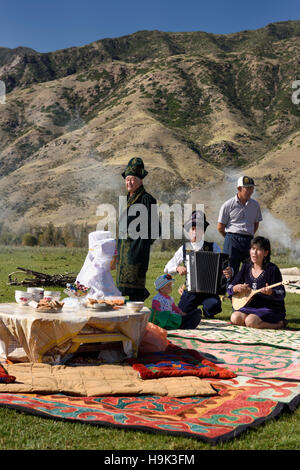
[168,320,300,382]
[0,375,299,443]
[126,345,236,380]
[0,321,299,443]
[168,319,300,351]
[169,341,300,381]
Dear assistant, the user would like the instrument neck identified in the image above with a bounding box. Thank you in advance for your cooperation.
[256,281,283,293]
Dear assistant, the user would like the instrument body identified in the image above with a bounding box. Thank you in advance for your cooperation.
[232,280,290,311]
[186,251,229,295]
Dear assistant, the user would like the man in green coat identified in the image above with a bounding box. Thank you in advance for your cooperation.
[116,157,159,301]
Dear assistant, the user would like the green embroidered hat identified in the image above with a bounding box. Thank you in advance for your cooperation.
[122,157,148,179]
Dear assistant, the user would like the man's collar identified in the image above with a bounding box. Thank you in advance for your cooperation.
[189,239,204,251]
[236,193,250,205]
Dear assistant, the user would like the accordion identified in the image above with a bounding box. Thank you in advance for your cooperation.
[186,251,229,295]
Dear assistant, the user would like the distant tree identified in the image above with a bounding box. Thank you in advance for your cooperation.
[78,224,89,248]
[54,226,65,246]
[39,222,55,246]
[22,233,38,246]
[62,223,77,247]
[0,231,17,245]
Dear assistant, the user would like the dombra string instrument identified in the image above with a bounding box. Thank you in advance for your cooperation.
[232,280,291,311]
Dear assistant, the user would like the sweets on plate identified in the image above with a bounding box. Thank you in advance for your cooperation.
[36,299,64,313]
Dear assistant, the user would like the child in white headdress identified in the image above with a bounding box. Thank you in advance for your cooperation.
[76,231,121,298]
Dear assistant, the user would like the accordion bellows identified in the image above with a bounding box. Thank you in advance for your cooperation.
[186,251,229,295]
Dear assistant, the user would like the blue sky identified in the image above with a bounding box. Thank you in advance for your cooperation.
[0,0,300,52]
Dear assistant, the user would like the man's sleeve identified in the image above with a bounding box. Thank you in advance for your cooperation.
[256,203,263,222]
[218,201,229,225]
[164,246,184,274]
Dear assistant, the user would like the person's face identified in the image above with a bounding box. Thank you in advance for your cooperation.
[159,282,173,295]
[238,186,254,201]
[250,244,269,266]
[189,226,204,243]
[125,175,142,194]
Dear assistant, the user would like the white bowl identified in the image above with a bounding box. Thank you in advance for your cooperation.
[126,301,144,313]
[15,290,33,306]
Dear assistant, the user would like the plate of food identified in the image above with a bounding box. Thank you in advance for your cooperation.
[103,297,126,308]
[35,299,64,313]
[84,298,111,310]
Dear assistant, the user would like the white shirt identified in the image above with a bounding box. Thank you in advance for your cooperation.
[218,195,262,236]
[164,240,221,275]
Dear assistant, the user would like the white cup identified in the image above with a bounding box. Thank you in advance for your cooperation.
[43,291,61,302]
[27,287,44,302]
[15,290,33,306]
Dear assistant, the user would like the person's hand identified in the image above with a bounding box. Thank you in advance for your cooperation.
[180,311,187,316]
[260,283,273,296]
[178,284,186,295]
[223,266,233,279]
[176,266,187,276]
[233,283,251,295]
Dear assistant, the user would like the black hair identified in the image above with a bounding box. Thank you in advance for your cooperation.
[250,236,271,267]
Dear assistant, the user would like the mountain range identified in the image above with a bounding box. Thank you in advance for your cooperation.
[0,20,299,243]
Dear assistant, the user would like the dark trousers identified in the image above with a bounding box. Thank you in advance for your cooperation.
[223,232,252,276]
[178,290,222,324]
[180,309,202,329]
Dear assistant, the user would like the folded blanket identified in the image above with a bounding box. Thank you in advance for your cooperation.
[0,361,217,398]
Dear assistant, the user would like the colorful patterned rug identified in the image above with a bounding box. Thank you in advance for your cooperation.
[169,341,300,381]
[126,344,236,380]
[0,375,299,443]
[168,320,300,382]
[168,319,300,351]
[0,320,299,443]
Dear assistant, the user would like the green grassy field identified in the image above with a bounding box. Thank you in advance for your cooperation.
[0,246,299,450]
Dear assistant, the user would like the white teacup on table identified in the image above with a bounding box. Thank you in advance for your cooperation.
[27,287,44,302]
[15,290,33,306]
[43,291,61,302]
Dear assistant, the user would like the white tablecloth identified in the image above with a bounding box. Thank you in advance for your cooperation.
[0,303,150,363]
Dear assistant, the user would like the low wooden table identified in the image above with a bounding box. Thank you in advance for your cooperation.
[0,303,150,363]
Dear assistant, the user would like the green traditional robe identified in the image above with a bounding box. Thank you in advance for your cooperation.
[116,185,159,301]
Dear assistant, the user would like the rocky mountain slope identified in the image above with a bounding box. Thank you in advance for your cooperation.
[0,21,299,240]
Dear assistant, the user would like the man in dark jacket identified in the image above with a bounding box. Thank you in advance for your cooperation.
[116,157,159,301]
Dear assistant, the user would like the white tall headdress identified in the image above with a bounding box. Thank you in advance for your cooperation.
[76,231,121,298]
